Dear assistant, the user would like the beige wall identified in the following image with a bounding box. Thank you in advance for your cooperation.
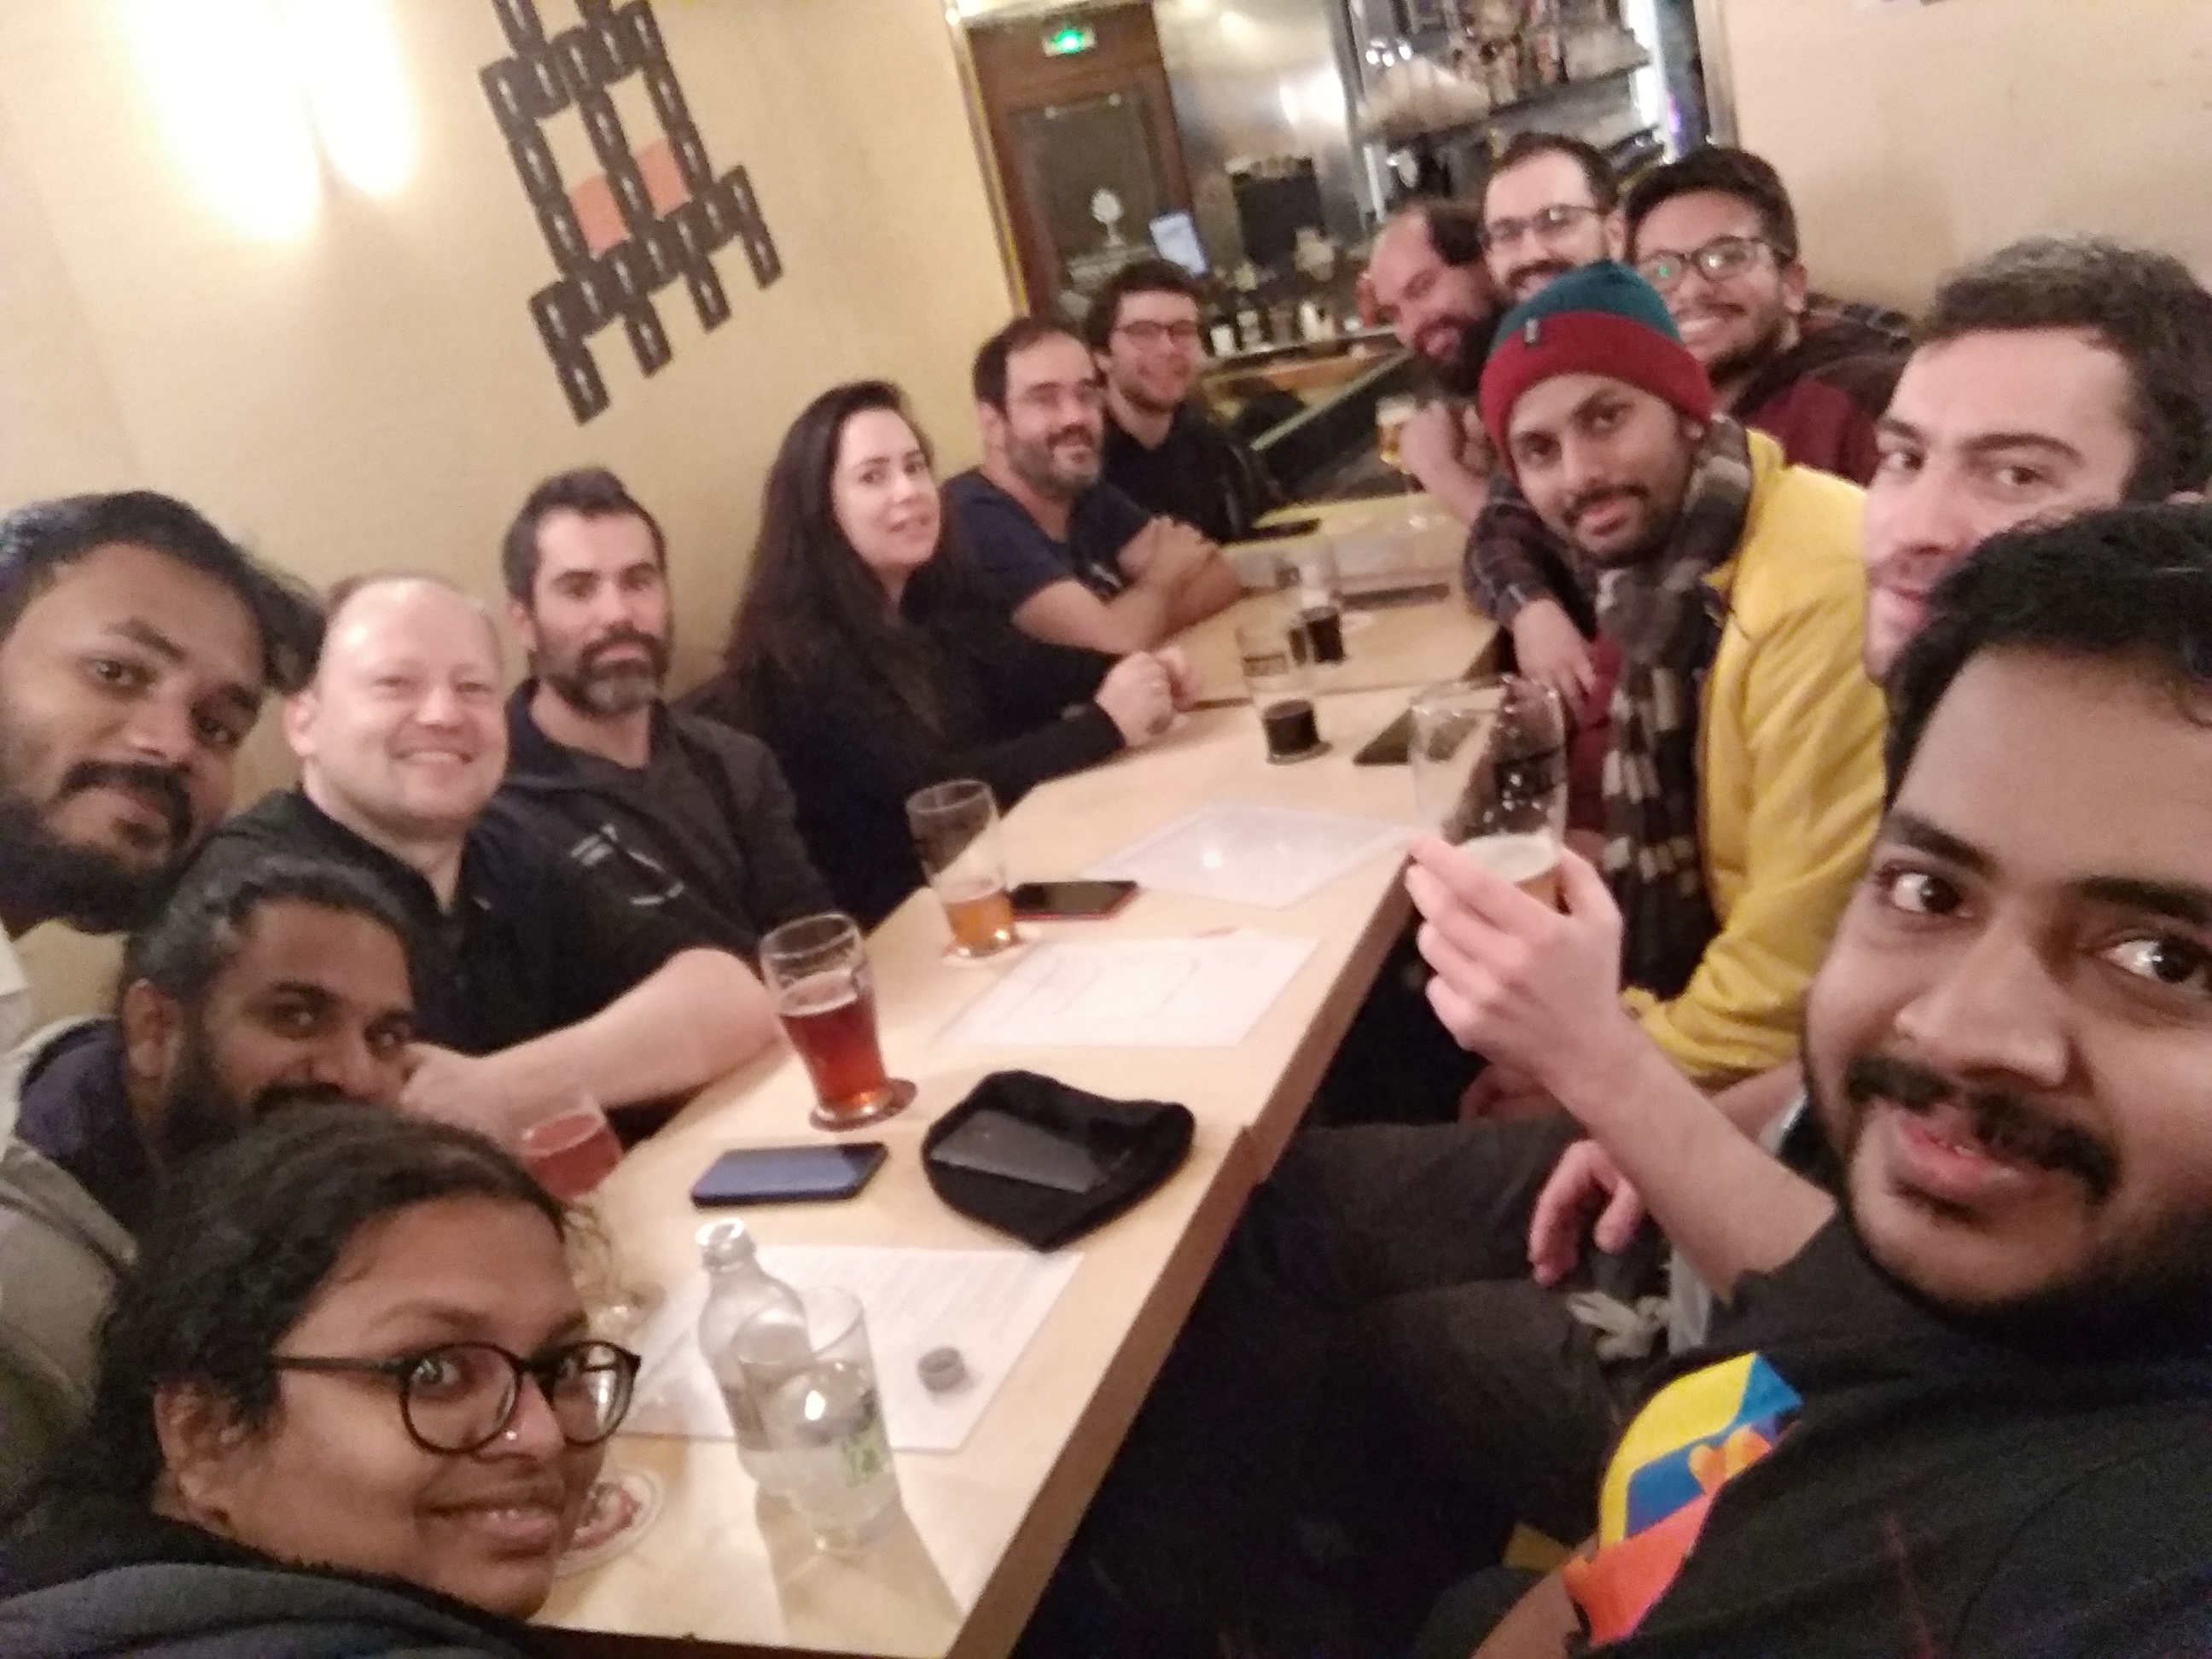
[4,0,1013,1019]
[1713,0,2212,308]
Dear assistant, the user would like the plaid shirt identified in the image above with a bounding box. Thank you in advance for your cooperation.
[1462,469,1596,632]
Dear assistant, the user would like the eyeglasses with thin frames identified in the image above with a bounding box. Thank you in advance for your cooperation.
[1637,236,1789,291]
[1480,202,1600,253]
[273,1339,641,1455]
[1114,320,1203,347]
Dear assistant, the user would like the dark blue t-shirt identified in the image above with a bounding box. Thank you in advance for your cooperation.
[944,469,1151,609]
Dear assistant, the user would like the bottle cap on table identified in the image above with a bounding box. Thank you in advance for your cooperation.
[917,1346,969,1393]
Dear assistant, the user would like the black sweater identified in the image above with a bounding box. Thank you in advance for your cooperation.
[687,601,1123,928]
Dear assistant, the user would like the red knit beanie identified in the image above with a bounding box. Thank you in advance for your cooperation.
[1477,262,1715,457]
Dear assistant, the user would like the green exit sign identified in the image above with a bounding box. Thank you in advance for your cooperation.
[1042,21,1096,56]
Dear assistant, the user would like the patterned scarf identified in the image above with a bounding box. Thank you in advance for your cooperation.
[1596,418,1754,999]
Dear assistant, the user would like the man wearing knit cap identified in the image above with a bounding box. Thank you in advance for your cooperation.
[1466,261,1884,1107]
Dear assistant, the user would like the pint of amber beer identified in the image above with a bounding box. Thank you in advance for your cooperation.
[760,913,910,1129]
[905,779,1020,959]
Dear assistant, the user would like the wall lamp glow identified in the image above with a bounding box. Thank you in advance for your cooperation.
[132,0,416,241]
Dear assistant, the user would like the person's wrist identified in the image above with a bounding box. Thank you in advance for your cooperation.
[1545,1007,1662,1132]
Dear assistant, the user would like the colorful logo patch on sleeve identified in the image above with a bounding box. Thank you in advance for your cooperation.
[1563,1353,1802,1645]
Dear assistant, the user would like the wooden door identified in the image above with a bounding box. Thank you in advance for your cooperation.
[965,4,1195,315]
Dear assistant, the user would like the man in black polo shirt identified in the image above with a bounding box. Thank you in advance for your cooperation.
[489,467,831,957]
[1087,259,1277,546]
[945,316,1241,655]
[195,573,779,1139]
[1407,508,2212,1656]
[13,854,416,1239]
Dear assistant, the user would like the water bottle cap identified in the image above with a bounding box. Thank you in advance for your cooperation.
[697,1219,758,1269]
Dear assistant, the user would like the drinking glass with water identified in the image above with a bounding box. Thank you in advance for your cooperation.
[735,1285,902,1552]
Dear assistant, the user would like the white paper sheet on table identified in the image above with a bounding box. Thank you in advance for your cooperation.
[1086,802,1409,910]
[938,932,1317,1049]
[623,1246,1080,1454]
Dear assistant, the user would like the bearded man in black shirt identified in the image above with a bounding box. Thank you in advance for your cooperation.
[1407,504,2212,1656]
[1089,258,1278,548]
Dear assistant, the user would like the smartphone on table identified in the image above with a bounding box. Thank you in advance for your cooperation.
[690,1143,888,1207]
[1008,880,1139,921]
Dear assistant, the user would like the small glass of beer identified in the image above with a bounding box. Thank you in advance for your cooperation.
[1375,394,1418,492]
[905,779,1020,959]
[760,913,911,1130]
[1409,675,1569,905]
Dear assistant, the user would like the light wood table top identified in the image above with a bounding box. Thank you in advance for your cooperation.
[1190,493,1494,708]
[542,690,1442,1658]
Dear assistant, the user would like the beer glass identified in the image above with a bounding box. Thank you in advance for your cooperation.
[1409,676,1569,905]
[905,779,1019,959]
[1375,393,1417,490]
[736,1286,902,1552]
[760,913,910,1129]
[519,1097,658,1340]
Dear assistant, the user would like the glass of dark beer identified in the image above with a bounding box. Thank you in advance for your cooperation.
[1409,675,1569,905]
[760,913,912,1130]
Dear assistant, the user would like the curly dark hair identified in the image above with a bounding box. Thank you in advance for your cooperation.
[1622,145,1799,261]
[13,1103,562,1516]
[1918,237,2212,499]
[1082,258,1203,352]
[1886,503,2212,802]
[0,492,322,696]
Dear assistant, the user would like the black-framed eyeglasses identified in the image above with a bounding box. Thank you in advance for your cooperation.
[1636,236,1789,291]
[273,1339,641,1455]
[1114,320,1203,347]
[1480,203,1599,253]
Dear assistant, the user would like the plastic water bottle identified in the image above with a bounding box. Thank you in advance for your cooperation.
[696,1220,807,1495]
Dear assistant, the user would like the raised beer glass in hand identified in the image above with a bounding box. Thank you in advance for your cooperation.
[1409,675,1569,905]
[760,913,911,1130]
[905,779,1020,959]
[1375,393,1418,492]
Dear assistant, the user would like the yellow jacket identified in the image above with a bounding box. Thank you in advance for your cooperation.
[1619,432,1884,1085]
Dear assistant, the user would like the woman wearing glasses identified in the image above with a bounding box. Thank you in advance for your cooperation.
[0,1103,637,1656]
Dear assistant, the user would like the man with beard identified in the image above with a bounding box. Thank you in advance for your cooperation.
[1407,507,2212,1656]
[0,491,320,1044]
[11,855,416,1238]
[1625,147,1906,487]
[1088,259,1278,544]
[1366,199,1510,522]
[193,574,779,1141]
[946,317,1241,655]
[1468,261,1883,1097]
[487,468,830,957]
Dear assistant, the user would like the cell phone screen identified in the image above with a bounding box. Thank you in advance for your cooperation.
[690,1143,888,1207]
[1008,880,1138,920]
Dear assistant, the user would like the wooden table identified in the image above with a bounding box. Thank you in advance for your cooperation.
[1189,494,1495,707]
[542,690,1444,1657]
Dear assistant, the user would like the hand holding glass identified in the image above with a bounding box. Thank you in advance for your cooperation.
[1409,676,1569,905]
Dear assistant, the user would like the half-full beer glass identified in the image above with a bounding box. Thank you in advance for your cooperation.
[1409,676,1569,905]
[760,913,910,1129]
[905,779,1020,958]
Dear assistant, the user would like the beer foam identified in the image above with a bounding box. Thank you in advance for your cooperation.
[1458,831,1560,886]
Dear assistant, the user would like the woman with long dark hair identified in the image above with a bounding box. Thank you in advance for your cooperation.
[0,1103,637,1656]
[690,380,1188,927]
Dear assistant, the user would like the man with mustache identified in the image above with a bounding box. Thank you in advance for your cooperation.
[1408,507,2212,1656]
[488,468,831,958]
[192,574,780,1141]
[1625,147,1906,486]
[11,854,416,1239]
[0,491,320,1048]
[947,317,1241,656]
[1470,261,1883,1102]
